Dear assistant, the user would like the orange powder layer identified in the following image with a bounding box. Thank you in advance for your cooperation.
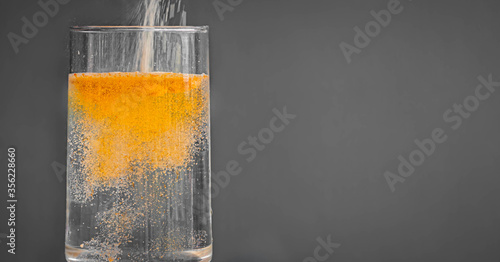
[69,72,209,183]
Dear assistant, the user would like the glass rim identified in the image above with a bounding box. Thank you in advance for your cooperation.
[70,26,208,33]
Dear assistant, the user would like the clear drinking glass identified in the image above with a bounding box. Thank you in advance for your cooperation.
[66,26,211,262]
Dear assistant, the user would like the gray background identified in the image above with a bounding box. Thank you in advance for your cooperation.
[1,0,500,261]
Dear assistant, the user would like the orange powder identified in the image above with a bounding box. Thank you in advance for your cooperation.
[69,72,209,185]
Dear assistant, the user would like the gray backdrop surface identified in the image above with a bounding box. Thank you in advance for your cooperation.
[1,0,500,261]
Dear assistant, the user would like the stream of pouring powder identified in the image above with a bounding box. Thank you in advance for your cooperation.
[137,0,186,72]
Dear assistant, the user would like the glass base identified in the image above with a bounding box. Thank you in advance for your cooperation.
[66,244,212,262]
